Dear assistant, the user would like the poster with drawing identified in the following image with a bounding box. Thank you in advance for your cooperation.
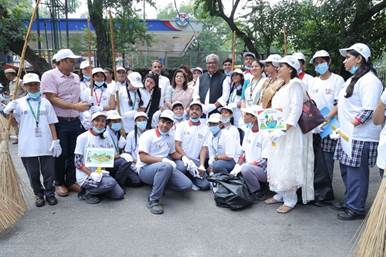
[85,147,115,168]
[257,108,286,132]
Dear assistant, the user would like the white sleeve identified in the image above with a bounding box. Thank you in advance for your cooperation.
[74,134,87,155]
[46,100,58,124]
[217,76,230,105]
[174,122,184,142]
[193,77,201,101]
[286,81,304,126]
[359,74,383,110]
[333,75,345,100]
[124,132,134,154]
[138,131,152,155]
[223,132,240,158]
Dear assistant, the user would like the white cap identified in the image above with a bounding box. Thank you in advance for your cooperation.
[116,66,126,72]
[92,67,105,76]
[260,54,282,67]
[159,110,175,122]
[80,60,93,70]
[243,51,256,59]
[55,49,81,62]
[192,67,203,73]
[220,105,233,113]
[52,53,58,62]
[310,50,330,64]
[106,110,121,120]
[207,113,221,123]
[4,68,16,74]
[292,52,306,61]
[241,107,259,117]
[339,43,371,62]
[134,111,148,120]
[274,55,301,74]
[189,100,203,110]
[232,68,244,75]
[171,101,184,109]
[127,72,143,88]
[91,111,107,121]
[23,73,40,84]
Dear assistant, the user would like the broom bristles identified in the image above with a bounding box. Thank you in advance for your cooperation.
[0,196,26,232]
[352,177,386,257]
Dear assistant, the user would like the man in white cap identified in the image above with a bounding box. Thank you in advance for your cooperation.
[137,109,192,214]
[259,54,285,108]
[174,101,211,190]
[4,67,26,143]
[242,51,256,81]
[292,52,314,91]
[41,49,91,197]
[188,67,203,88]
[4,73,61,207]
[150,60,171,108]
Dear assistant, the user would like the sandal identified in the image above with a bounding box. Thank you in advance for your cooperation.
[264,197,281,205]
[276,204,293,214]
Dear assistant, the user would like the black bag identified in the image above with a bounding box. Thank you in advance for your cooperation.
[298,92,325,134]
[207,173,256,210]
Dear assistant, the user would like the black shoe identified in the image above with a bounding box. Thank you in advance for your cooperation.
[79,192,101,204]
[312,201,331,207]
[147,200,164,215]
[252,190,266,201]
[46,195,58,206]
[337,209,365,221]
[330,201,346,211]
[35,195,45,207]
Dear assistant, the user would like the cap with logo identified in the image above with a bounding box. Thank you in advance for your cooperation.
[339,43,371,62]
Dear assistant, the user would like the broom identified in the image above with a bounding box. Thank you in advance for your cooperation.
[0,0,40,232]
[352,175,385,257]
[87,16,94,97]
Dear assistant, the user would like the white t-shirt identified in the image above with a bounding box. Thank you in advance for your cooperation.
[136,129,176,170]
[308,73,345,111]
[124,129,145,161]
[158,75,171,107]
[118,86,146,132]
[74,131,115,185]
[206,126,241,162]
[301,73,314,92]
[242,128,269,163]
[4,96,58,157]
[337,72,383,142]
[174,120,210,162]
[376,90,386,169]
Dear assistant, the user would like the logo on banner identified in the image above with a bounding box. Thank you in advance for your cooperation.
[176,13,190,27]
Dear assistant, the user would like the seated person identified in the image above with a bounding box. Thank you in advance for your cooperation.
[137,110,192,215]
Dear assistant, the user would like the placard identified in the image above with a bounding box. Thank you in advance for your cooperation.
[85,147,115,168]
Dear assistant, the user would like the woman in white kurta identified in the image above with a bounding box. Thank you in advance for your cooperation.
[241,60,267,108]
[265,55,314,213]
[373,89,386,177]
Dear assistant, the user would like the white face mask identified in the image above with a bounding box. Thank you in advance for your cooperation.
[220,116,231,124]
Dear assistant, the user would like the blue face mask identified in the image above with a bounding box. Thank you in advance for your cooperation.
[245,122,253,129]
[191,117,200,123]
[315,63,329,75]
[92,126,105,135]
[349,65,359,75]
[174,114,184,121]
[94,81,105,88]
[136,121,147,131]
[111,122,122,132]
[28,91,41,100]
[209,125,220,135]
[83,75,90,81]
[220,116,231,124]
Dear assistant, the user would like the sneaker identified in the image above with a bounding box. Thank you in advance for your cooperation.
[147,200,164,215]
[46,195,58,206]
[78,192,101,204]
[191,184,200,191]
[337,209,365,221]
[35,195,45,207]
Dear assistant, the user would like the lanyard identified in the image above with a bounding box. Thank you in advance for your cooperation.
[27,99,41,127]
[249,78,260,100]
[109,132,119,153]
[126,86,138,110]
[94,88,104,106]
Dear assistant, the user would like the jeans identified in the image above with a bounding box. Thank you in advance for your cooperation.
[212,159,236,174]
[82,175,124,200]
[175,160,210,191]
[240,164,267,193]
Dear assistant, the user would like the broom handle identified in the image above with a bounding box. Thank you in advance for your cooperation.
[7,0,41,131]
[231,31,236,70]
[108,11,120,115]
[87,17,93,97]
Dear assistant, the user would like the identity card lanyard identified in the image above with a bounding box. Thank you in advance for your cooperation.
[27,99,42,137]
[94,88,104,106]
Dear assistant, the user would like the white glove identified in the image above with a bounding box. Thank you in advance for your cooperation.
[208,157,215,166]
[329,130,340,140]
[270,130,286,142]
[89,105,104,113]
[101,169,110,175]
[4,100,17,114]
[187,160,200,178]
[89,172,102,182]
[162,158,177,168]
[120,153,134,162]
[230,164,242,176]
[49,139,62,157]
[182,156,190,167]
[118,136,126,149]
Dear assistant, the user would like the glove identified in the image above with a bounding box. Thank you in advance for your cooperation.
[270,130,286,142]
[208,157,215,166]
[120,153,134,162]
[49,139,62,158]
[4,100,17,114]
[182,156,191,168]
[329,130,340,140]
[89,172,102,182]
[89,105,104,113]
[162,158,176,168]
[118,136,126,149]
[187,160,200,178]
[101,169,110,175]
[230,164,242,176]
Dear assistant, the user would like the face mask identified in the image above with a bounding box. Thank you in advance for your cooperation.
[174,114,184,121]
[349,65,359,75]
[94,81,105,88]
[136,121,147,131]
[83,75,90,81]
[245,122,253,129]
[209,125,221,135]
[244,65,252,70]
[159,130,169,136]
[315,63,329,75]
[191,117,200,123]
[111,122,122,132]
[220,116,231,124]
[92,126,105,135]
[28,91,41,100]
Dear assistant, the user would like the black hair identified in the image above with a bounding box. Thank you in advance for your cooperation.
[252,60,264,68]
[144,72,161,128]
[172,103,184,110]
[126,83,144,107]
[223,58,232,65]
[172,69,188,90]
[345,50,376,98]
[290,68,298,79]
[299,59,305,66]
[178,64,193,82]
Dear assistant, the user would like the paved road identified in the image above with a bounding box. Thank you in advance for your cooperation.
[0,144,381,257]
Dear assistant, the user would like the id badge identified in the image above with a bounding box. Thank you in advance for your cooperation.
[247,99,254,105]
[34,127,42,137]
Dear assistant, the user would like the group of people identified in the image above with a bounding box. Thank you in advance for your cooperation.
[4,42,385,219]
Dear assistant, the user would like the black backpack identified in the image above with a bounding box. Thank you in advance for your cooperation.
[208,173,256,210]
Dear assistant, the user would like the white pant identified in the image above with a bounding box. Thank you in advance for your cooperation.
[273,190,297,208]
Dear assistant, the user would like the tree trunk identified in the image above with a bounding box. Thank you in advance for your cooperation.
[88,0,112,68]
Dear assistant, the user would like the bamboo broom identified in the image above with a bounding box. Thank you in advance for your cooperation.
[87,17,94,97]
[352,175,386,257]
[0,0,41,232]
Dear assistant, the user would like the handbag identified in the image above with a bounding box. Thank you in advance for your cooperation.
[298,92,325,134]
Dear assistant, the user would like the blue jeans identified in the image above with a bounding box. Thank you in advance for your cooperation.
[212,159,236,174]
[54,118,83,186]
[82,175,124,200]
